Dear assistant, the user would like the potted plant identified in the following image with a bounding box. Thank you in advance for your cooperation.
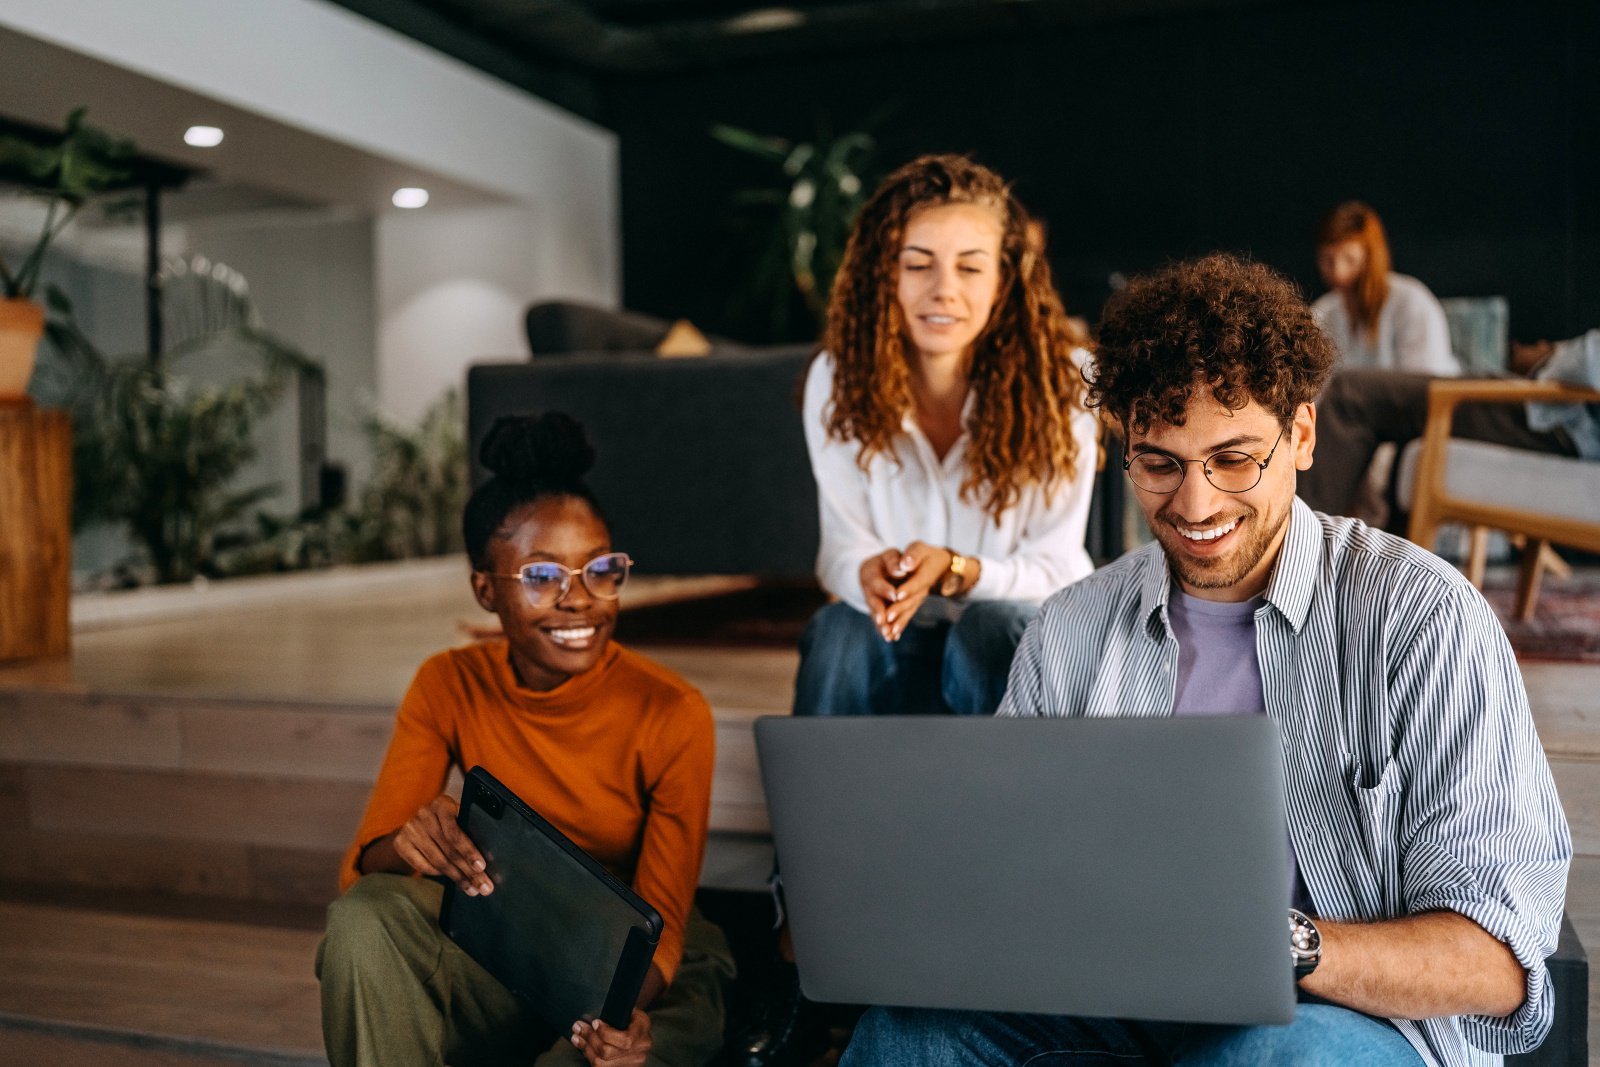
[710,118,881,340]
[0,108,134,400]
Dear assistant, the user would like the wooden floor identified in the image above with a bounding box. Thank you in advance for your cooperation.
[0,557,1597,1064]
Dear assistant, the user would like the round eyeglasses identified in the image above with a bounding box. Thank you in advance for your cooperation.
[480,552,633,608]
[1123,429,1284,495]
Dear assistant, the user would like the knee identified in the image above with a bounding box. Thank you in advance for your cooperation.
[841,1006,950,1066]
[319,874,433,975]
[950,601,1037,647]
[800,602,878,657]
[943,602,1035,682]
[795,603,887,716]
[1190,1005,1417,1067]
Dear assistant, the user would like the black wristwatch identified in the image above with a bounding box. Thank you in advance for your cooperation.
[1290,908,1322,979]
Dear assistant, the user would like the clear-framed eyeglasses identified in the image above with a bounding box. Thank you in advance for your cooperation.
[480,552,634,608]
[1123,428,1285,495]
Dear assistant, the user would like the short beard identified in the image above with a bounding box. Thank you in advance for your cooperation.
[1152,502,1289,593]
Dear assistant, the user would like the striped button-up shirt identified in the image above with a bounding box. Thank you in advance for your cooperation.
[999,497,1571,1066]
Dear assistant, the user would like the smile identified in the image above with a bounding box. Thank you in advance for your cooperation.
[544,625,597,646]
[921,314,960,325]
[1177,519,1238,542]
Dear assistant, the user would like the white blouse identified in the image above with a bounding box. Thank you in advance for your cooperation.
[802,351,1098,617]
[1311,272,1461,376]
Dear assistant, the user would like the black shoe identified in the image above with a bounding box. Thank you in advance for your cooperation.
[725,961,831,1067]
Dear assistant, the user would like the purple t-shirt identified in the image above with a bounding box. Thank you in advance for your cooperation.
[1167,590,1312,912]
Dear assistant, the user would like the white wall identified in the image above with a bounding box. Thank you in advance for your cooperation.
[374,200,621,423]
[376,205,532,424]
[177,211,378,494]
[1,0,621,426]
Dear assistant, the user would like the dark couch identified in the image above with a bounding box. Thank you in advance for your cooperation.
[468,344,820,577]
[472,301,1129,577]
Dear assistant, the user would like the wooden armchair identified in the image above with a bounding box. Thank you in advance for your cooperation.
[1405,379,1600,619]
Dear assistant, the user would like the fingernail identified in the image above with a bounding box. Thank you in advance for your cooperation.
[474,859,485,871]
[894,589,905,601]
[465,886,477,896]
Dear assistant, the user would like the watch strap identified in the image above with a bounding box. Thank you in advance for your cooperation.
[1290,908,1322,979]
[939,550,967,597]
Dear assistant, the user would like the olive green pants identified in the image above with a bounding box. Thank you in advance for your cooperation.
[317,873,734,1067]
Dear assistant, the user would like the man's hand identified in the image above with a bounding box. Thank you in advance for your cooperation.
[571,1009,652,1067]
[1510,339,1555,377]
[390,795,494,896]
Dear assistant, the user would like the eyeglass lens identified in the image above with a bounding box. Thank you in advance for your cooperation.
[1127,451,1264,494]
[518,553,631,605]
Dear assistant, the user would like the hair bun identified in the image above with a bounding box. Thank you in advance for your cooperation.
[479,412,595,487]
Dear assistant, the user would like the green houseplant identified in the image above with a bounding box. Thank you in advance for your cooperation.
[710,120,879,340]
[56,256,324,584]
[0,109,135,398]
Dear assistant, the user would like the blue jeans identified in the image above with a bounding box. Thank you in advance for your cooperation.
[792,600,1037,717]
[841,1004,1426,1066]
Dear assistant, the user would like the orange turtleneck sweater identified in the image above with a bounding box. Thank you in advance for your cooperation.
[339,639,715,983]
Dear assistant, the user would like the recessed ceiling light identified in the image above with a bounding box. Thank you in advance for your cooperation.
[392,187,430,209]
[724,7,805,33]
[184,125,224,148]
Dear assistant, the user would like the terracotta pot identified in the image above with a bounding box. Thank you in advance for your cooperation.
[0,298,45,401]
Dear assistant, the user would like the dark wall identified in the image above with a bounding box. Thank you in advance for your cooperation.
[601,0,1598,346]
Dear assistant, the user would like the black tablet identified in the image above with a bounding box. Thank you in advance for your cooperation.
[438,766,662,1030]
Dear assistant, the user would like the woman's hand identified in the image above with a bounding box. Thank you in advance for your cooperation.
[571,1009,652,1067]
[390,795,494,896]
[876,541,953,640]
[858,548,905,639]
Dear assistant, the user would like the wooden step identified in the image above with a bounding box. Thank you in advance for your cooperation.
[0,897,325,1065]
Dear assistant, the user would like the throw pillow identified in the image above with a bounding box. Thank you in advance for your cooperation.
[655,319,713,358]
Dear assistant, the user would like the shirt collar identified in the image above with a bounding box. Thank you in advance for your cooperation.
[1262,497,1319,633]
[899,388,976,471]
[1137,495,1319,637]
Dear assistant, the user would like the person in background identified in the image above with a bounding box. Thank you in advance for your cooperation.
[1312,200,1461,376]
[317,412,734,1067]
[1300,329,1599,525]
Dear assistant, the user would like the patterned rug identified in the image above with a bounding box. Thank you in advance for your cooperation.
[1480,571,1600,663]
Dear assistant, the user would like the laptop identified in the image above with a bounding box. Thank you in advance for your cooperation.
[754,715,1295,1025]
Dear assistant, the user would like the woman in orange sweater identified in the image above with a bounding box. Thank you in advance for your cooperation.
[317,413,732,1067]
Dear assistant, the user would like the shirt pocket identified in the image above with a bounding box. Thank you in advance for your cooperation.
[1345,757,1404,917]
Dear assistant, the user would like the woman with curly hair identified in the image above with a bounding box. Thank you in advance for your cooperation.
[795,153,1098,719]
[1311,200,1459,375]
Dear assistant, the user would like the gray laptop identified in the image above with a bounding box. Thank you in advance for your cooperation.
[754,715,1295,1025]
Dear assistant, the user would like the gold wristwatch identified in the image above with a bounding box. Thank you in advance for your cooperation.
[939,550,968,598]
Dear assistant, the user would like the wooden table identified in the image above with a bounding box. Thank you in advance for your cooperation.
[0,401,71,660]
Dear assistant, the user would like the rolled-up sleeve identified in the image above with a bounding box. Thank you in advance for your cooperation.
[1391,585,1571,1054]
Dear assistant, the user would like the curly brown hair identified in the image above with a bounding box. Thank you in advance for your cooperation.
[1088,253,1335,436]
[820,154,1090,521]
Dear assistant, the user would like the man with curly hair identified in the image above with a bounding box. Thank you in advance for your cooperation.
[840,253,1569,1066]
